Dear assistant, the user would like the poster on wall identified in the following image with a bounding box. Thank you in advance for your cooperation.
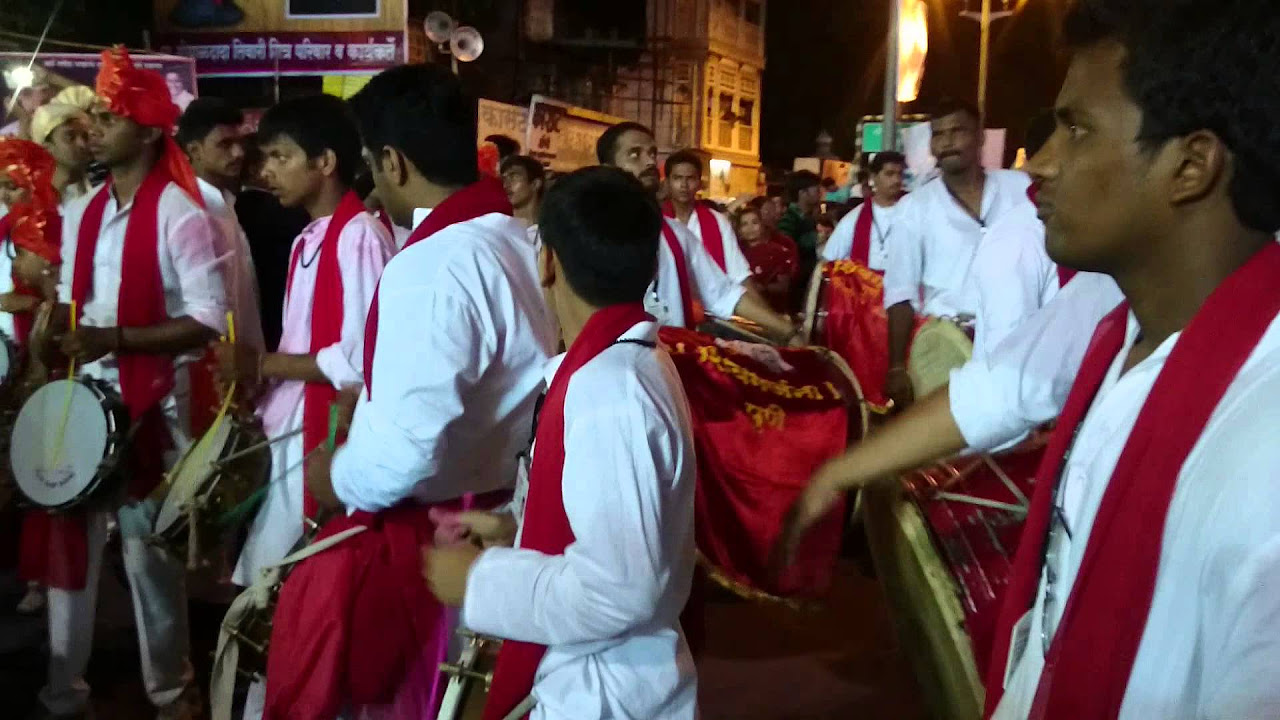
[525,95,625,172]
[153,0,406,77]
[0,52,198,111]
[478,99,529,152]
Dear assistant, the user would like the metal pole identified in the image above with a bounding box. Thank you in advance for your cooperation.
[882,0,901,152]
[978,0,991,128]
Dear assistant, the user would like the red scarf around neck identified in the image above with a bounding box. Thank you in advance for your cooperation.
[284,190,364,519]
[362,177,511,399]
[985,241,1280,719]
[659,221,696,329]
[850,200,876,269]
[663,202,725,270]
[482,302,653,720]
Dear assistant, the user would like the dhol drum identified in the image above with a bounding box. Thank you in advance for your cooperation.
[907,316,975,399]
[9,378,129,510]
[862,442,1043,720]
[153,414,272,569]
[435,630,506,720]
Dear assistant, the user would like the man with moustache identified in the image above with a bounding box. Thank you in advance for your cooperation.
[881,99,1035,409]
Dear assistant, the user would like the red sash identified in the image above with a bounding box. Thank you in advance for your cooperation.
[849,201,877,268]
[659,221,696,329]
[985,242,1280,719]
[483,303,653,720]
[362,178,511,399]
[284,191,364,519]
[663,202,726,270]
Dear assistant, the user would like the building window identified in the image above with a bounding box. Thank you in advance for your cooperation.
[738,98,755,151]
[745,0,762,26]
[719,92,735,147]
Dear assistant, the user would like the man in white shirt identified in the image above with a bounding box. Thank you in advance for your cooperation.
[662,149,752,285]
[882,99,1036,408]
[596,121,798,342]
[965,111,1061,361]
[177,98,264,353]
[501,153,545,246]
[787,2,1280,717]
[428,165,698,720]
[47,48,227,720]
[822,151,906,269]
[212,95,393,720]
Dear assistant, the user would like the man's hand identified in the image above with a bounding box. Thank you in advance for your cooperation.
[772,468,845,574]
[0,292,39,315]
[304,445,342,512]
[885,366,915,411]
[213,341,261,386]
[431,509,518,549]
[424,543,483,607]
[61,325,118,363]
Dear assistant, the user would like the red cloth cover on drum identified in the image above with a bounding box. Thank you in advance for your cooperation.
[985,243,1280,719]
[264,491,509,720]
[658,327,854,598]
[820,261,893,410]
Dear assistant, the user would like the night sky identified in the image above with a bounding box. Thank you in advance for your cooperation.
[762,0,1071,167]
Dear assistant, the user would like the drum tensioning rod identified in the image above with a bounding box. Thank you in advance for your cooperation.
[211,428,305,468]
[981,453,1031,508]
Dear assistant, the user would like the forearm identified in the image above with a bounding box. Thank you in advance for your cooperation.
[733,289,796,342]
[260,353,328,384]
[887,301,915,367]
[119,316,218,355]
[817,387,966,491]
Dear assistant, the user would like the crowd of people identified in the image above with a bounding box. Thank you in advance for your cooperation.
[0,0,1278,719]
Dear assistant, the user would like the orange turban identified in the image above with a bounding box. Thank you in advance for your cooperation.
[0,137,62,263]
[95,47,203,207]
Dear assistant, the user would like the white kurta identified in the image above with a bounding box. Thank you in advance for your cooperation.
[679,206,752,285]
[0,212,14,341]
[821,200,902,270]
[231,211,393,586]
[948,270,1125,451]
[464,320,699,720]
[44,180,230,715]
[646,217,745,329]
[995,310,1280,720]
[331,212,557,511]
[968,203,1059,361]
[882,169,1032,318]
[198,178,265,352]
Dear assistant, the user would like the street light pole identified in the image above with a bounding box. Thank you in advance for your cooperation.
[962,0,1013,128]
[883,0,901,152]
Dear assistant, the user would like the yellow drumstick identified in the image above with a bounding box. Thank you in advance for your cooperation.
[48,301,78,469]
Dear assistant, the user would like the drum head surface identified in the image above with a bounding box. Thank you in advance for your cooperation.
[155,417,234,533]
[11,380,111,508]
[909,319,974,398]
[0,333,11,384]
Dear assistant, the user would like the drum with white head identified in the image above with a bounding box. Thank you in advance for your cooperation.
[10,378,129,510]
[907,317,975,399]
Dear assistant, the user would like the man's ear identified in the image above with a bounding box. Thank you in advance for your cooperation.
[538,243,556,289]
[1167,129,1227,207]
[317,148,340,180]
[381,146,411,187]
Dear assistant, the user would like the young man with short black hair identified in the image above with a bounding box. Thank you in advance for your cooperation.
[823,151,906,269]
[213,92,394,720]
[500,153,545,230]
[663,148,751,285]
[428,166,698,719]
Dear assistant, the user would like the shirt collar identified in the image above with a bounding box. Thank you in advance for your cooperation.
[541,319,658,386]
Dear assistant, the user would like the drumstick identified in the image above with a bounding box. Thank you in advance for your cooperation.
[47,300,78,470]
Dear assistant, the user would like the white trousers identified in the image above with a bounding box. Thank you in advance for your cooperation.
[39,498,194,714]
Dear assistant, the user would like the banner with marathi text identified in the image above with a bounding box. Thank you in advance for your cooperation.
[153,0,406,77]
[659,328,861,601]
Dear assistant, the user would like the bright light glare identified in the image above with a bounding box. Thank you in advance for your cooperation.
[898,0,929,103]
[5,66,35,91]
